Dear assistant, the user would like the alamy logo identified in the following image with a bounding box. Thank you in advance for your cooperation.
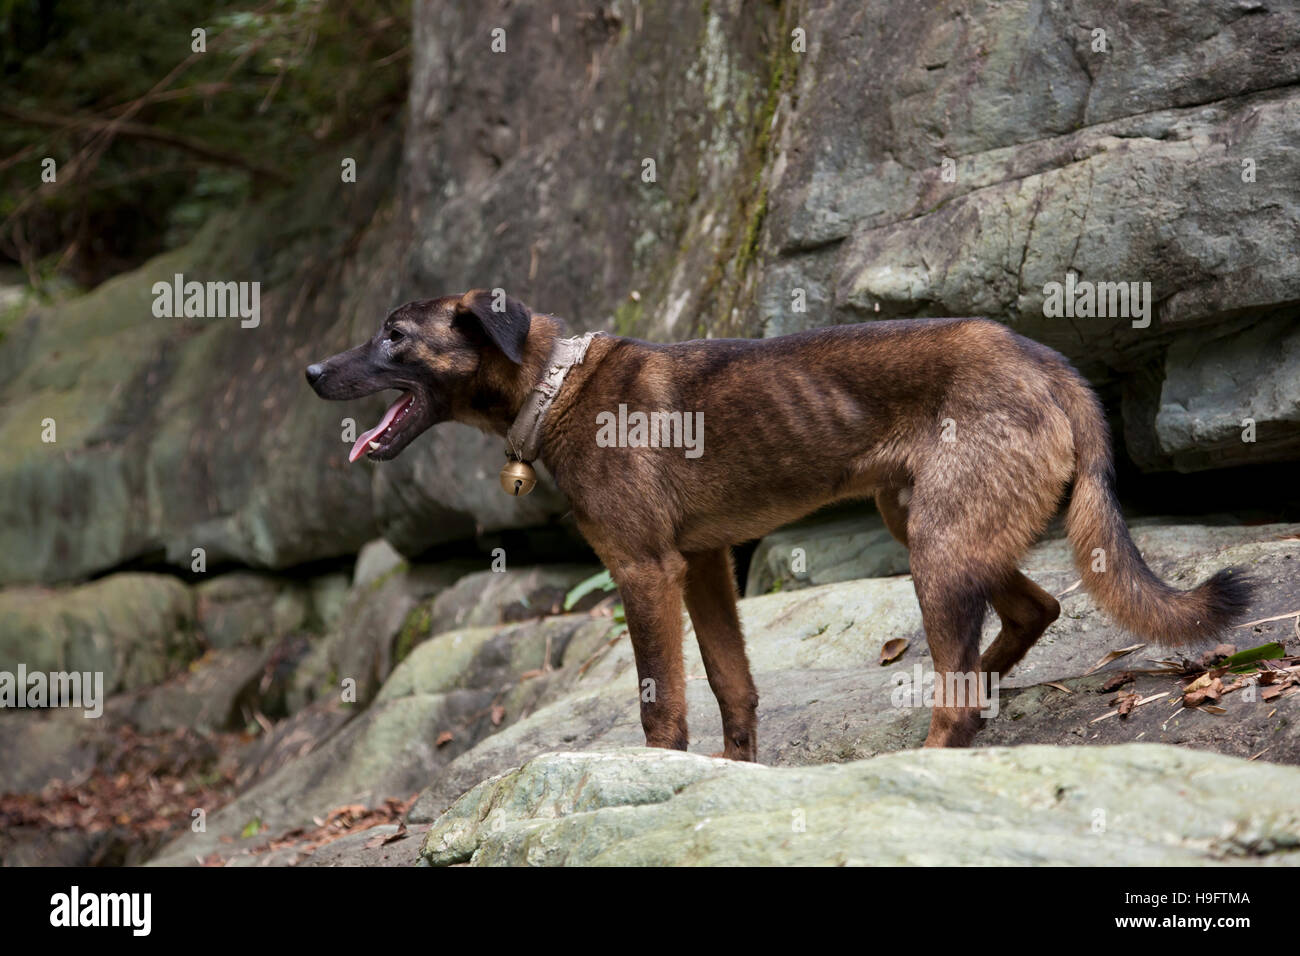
[595,404,704,459]
[152,272,260,328]
[50,886,151,936]
[890,664,1000,718]
[1042,273,1151,328]
[0,666,103,718]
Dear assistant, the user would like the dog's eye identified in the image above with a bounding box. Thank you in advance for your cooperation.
[387,329,404,343]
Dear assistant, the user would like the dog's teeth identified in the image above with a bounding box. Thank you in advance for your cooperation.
[368,441,381,451]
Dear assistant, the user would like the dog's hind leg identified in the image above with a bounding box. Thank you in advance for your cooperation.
[879,486,990,744]
[908,557,990,747]
[982,571,1060,680]
[684,548,759,761]
[903,479,1009,748]
[610,552,691,751]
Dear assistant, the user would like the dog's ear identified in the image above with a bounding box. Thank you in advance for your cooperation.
[454,289,532,364]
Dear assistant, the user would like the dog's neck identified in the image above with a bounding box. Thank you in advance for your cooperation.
[460,313,569,438]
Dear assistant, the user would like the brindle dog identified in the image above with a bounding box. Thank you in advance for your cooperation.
[306,289,1250,757]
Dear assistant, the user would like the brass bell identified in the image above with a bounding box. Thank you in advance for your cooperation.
[499,459,537,497]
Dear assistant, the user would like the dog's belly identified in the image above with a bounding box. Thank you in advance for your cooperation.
[673,465,890,553]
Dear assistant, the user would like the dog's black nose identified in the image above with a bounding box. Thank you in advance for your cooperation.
[305,363,325,385]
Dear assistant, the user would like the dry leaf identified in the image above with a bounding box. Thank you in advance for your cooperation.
[435,730,454,747]
[1091,691,1169,724]
[1045,682,1073,694]
[879,638,909,665]
[1115,691,1141,717]
[1085,643,1146,676]
[1057,579,1082,598]
[1099,672,1134,692]
[1261,682,1294,701]
[1183,678,1224,707]
[1183,673,1213,693]
[364,822,408,849]
[1234,610,1300,628]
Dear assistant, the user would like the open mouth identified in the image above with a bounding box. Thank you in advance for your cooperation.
[349,391,418,462]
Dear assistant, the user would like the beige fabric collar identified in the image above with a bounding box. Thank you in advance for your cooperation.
[505,331,601,465]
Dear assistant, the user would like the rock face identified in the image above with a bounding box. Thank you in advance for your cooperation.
[419,746,1300,866]
[752,1,1300,471]
[4,1,1294,586]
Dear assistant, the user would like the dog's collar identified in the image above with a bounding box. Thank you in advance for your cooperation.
[505,331,602,466]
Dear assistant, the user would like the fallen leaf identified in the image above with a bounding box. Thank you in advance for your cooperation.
[1056,579,1082,598]
[1091,691,1169,724]
[1115,691,1141,717]
[1234,611,1300,629]
[1183,672,1213,693]
[1099,672,1134,692]
[879,638,909,665]
[1183,678,1225,707]
[1045,682,1073,694]
[1085,643,1146,676]
[1221,641,1287,673]
[364,823,409,849]
[435,730,454,747]
[1261,682,1295,701]
[1199,644,1236,669]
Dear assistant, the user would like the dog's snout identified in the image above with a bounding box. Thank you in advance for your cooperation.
[305,363,325,386]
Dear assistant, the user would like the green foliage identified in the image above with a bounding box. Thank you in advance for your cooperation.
[1224,642,1286,673]
[564,570,616,611]
[0,0,410,287]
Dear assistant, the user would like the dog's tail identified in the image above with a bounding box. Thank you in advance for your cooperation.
[1054,371,1251,646]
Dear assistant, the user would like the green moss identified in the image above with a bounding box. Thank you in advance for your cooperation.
[737,188,768,275]
[692,3,801,339]
[394,599,434,664]
[613,298,645,337]
[367,560,410,592]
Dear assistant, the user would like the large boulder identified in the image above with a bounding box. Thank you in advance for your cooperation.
[194,572,312,650]
[423,564,602,634]
[744,507,911,597]
[0,572,197,696]
[419,745,1300,866]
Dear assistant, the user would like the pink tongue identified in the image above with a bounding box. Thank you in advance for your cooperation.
[349,394,411,463]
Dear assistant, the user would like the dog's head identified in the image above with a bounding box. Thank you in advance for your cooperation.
[305,289,532,462]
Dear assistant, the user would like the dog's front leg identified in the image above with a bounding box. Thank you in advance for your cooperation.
[614,554,690,751]
[684,549,758,761]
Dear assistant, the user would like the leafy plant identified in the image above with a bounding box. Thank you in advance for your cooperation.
[565,569,617,611]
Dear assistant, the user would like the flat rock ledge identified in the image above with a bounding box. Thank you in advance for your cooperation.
[419,745,1300,867]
